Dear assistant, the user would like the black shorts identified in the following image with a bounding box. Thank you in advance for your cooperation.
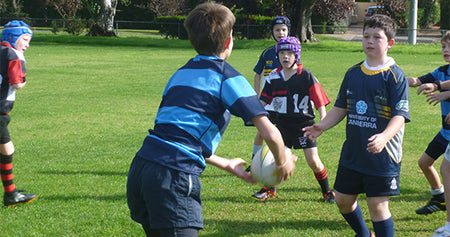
[276,121,317,149]
[0,114,11,144]
[334,165,400,197]
[127,156,203,229]
[425,132,449,160]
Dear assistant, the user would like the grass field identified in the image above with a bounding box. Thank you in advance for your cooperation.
[0,32,446,236]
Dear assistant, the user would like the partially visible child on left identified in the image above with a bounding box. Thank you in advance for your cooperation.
[0,20,36,207]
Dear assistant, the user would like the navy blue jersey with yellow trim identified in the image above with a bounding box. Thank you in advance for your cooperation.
[260,64,330,127]
[253,45,280,77]
[418,65,450,140]
[136,55,267,175]
[335,59,410,176]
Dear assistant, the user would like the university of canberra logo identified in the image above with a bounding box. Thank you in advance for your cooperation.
[356,100,368,115]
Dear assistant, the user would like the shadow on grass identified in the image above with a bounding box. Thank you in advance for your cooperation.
[38,170,127,176]
[41,193,125,202]
[202,218,346,237]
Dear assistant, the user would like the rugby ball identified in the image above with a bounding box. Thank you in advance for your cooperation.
[251,146,291,187]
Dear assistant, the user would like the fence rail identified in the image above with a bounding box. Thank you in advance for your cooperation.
[0,17,446,40]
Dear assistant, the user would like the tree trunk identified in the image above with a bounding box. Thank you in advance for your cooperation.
[442,0,450,30]
[287,0,318,42]
[87,0,118,36]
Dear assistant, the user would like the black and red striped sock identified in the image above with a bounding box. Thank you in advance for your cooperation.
[314,167,331,194]
[0,154,16,194]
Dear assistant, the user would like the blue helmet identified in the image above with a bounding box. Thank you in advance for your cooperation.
[271,16,290,40]
[1,20,33,48]
[277,37,301,63]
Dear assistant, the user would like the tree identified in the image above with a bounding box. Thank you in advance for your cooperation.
[418,0,439,28]
[376,0,409,28]
[0,0,26,17]
[49,0,82,19]
[313,0,356,32]
[285,0,317,42]
[442,0,450,30]
[135,0,187,17]
[87,0,118,36]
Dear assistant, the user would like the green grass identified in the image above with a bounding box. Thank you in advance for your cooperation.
[0,32,446,236]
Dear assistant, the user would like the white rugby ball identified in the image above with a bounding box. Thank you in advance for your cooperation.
[251,146,291,187]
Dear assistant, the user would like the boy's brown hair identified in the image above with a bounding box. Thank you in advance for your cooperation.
[184,2,235,56]
[441,31,450,43]
[363,14,398,41]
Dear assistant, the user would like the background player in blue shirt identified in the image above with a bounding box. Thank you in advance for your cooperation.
[410,31,450,237]
[406,32,450,216]
[250,37,335,203]
[126,3,296,236]
[304,15,410,237]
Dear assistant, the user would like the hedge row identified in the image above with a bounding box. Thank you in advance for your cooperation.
[154,15,273,39]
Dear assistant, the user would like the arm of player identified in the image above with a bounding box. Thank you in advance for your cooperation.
[252,114,296,183]
[446,112,450,125]
[254,73,262,97]
[205,155,256,184]
[317,105,327,121]
[366,115,405,154]
[12,82,26,90]
[442,80,450,90]
[417,83,439,95]
[425,91,450,106]
[303,106,347,141]
[407,77,422,87]
[418,80,450,97]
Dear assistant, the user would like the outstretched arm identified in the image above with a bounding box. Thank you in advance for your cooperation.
[425,91,450,106]
[407,77,422,87]
[417,80,450,95]
[303,106,347,141]
[206,155,256,183]
[417,83,439,95]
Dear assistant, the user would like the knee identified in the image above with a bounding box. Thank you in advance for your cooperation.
[418,156,434,169]
[0,141,14,156]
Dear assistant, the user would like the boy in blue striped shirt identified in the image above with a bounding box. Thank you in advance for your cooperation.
[126,3,296,236]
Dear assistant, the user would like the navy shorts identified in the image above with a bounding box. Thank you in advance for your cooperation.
[0,114,11,144]
[126,156,203,229]
[276,121,316,149]
[334,165,400,197]
[425,132,449,160]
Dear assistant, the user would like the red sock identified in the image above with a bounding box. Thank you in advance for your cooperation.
[314,167,330,194]
[0,154,15,193]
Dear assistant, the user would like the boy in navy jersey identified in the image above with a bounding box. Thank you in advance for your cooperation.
[253,16,290,96]
[406,32,450,216]
[0,20,36,207]
[304,15,410,237]
[411,31,450,237]
[250,36,335,203]
[126,3,296,236]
